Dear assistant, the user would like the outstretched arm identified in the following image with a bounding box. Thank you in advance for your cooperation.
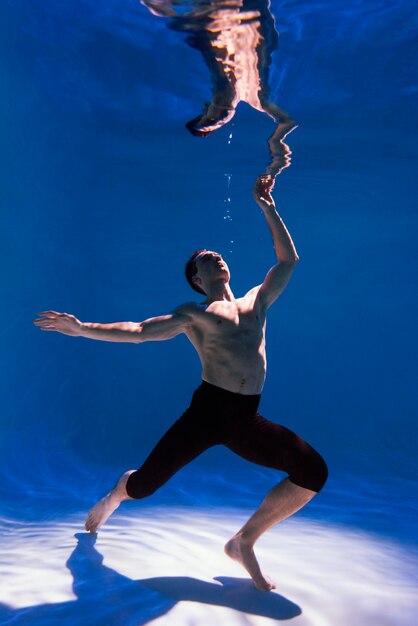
[33,308,192,344]
[254,176,299,310]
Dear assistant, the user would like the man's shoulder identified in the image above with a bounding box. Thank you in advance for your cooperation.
[172,301,206,316]
[236,286,266,314]
[240,285,262,301]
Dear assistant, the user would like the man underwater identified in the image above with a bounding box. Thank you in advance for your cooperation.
[34,177,328,591]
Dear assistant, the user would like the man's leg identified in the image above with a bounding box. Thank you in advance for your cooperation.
[224,414,328,591]
[224,478,317,590]
[85,470,135,533]
[85,404,217,533]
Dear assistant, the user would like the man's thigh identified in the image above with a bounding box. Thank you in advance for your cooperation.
[126,409,218,498]
[224,412,328,491]
[225,413,317,472]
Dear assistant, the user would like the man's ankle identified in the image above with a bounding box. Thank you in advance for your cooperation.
[234,530,256,547]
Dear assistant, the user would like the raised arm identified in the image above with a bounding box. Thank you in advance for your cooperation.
[253,176,299,310]
[33,307,192,344]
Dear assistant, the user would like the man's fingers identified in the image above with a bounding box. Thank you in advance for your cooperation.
[33,318,56,323]
[254,175,274,203]
[33,320,56,328]
[34,311,64,331]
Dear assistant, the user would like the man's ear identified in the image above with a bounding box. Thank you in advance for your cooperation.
[192,275,202,287]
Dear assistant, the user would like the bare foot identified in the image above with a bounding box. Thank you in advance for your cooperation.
[224,534,277,591]
[85,470,135,533]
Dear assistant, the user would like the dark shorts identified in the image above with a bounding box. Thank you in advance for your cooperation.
[126,381,328,498]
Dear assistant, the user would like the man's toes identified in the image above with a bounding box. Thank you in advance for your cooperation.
[255,581,273,592]
[86,521,96,533]
[253,575,276,592]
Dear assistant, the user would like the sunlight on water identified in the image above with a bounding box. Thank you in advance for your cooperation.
[1,507,417,625]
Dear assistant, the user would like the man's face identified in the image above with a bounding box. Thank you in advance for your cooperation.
[187,104,236,135]
[193,250,230,289]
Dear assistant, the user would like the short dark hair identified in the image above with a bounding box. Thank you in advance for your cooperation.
[185,118,212,137]
[185,249,207,295]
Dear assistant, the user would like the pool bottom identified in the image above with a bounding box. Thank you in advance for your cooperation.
[0,505,417,626]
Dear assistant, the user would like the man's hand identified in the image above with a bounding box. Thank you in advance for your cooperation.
[33,311,82,336]
[253,175,275,211]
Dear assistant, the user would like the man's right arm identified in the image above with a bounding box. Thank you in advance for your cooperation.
[33,307,193,344]
[252,176,299,310]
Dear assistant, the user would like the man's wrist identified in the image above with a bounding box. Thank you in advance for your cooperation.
[261,203,278,217]
[78,322,88,336]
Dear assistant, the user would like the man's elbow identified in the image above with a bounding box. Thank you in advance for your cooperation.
[132,322,146,344]
[281,254,299,266]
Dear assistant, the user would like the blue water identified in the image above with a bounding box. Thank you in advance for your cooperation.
[1,0,418,623]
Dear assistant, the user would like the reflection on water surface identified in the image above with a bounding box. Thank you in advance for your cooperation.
[141,0,297,184]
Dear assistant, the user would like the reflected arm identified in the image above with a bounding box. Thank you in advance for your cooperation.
[260,102,297,180]
[140,0,177,18]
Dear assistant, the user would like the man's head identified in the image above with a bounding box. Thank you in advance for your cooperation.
[185,249,230,296]
[185,102,236,137]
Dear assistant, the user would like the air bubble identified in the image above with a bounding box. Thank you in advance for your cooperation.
[223,173,233,221]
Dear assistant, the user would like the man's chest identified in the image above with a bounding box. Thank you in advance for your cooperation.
[196,300,264,336]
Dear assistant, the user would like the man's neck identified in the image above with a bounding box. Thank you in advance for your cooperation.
[204,281,235,305]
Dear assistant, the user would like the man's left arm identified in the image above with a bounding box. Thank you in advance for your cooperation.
[254,176,299,310]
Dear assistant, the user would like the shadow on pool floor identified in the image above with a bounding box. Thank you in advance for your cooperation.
[0,532,301,625]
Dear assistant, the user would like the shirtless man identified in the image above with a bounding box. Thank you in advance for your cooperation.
[34,177,328,592]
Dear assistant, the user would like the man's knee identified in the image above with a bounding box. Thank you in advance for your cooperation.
[308,452,328,492]
[289,446,328,493]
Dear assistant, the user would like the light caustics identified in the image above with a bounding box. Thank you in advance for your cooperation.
[1,508,417,626]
